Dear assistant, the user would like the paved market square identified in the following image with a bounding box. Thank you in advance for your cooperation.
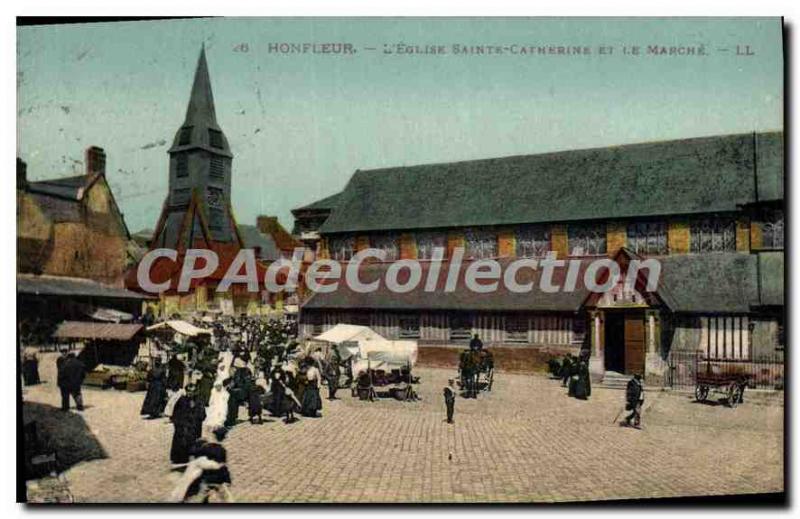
[23,353,783,503]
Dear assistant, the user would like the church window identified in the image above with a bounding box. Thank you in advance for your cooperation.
[516,226,550,258]
[176,155,188,177]
[329,235,355,261]
[627,222,668,255]
[208,129,223,148]
[416,232,446,260]
[568,223,606,256]
[761,209,784,249]
[690,217,736,253]
[464,228,497,259]
[370,234,399,261]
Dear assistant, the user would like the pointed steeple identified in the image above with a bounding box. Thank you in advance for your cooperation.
[184,44,218,128]
[169,44,231,157]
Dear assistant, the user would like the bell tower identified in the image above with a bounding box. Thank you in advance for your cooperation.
[152,45,238,250]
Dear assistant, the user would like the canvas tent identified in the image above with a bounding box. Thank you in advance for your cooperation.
[147,320,212,337]
[312,324,418,375]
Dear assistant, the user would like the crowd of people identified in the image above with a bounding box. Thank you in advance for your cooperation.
[133,315,343,502]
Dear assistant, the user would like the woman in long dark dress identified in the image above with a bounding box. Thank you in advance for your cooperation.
[22,351,41,386]
[141,359,168,418]
[170,384,207,465]
[300,361,323,417]
[167,354,185,392]
[573,360,591,400]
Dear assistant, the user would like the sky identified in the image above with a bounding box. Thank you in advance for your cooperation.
[17,17,783,235]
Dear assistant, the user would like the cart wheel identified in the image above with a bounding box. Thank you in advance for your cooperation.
[728,384,740,408]
[695,384,708,402]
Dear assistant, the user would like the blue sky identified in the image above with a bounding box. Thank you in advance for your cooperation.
[17,17,783,234]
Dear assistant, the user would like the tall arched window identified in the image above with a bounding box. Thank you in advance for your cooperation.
[568,224,606,256]
[329,235,355,261]
[516,226,550,258]
[627,222,668,255]
[416,232,446,260]
[464,229,497,259]
[370,234,399,261]
[690,217,736,253]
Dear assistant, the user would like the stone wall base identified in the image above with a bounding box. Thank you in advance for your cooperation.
[417,344,581,373]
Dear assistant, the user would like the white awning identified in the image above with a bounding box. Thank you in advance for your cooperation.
[147,320,212,337]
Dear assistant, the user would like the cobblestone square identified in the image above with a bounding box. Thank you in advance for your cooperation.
[23,353,783,503]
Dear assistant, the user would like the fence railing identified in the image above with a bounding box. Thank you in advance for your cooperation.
[667,350,784,390]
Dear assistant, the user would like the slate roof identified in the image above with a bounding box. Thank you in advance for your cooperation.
[168,45,232,158]
[301,252,770,314]
[17,274,154,300]
[301,258,595,312]
[27,173,97,201]
[318,131,783,234]
[237,224,281,261]
[756,251,784,306]
[293,192,343,213]
[647,253,759,313]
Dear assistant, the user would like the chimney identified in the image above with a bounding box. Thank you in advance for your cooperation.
[256,215,279,235]
[16,158,27,190]
[85,146,106,176]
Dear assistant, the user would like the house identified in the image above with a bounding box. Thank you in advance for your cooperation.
[293,131,784,384]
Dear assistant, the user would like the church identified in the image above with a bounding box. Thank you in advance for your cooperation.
[294,131,784,385]
[128,47,271,316]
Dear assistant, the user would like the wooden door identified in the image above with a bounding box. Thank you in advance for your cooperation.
[624,314,645,375]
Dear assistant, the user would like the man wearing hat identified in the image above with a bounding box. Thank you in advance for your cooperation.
[622,374,645,429]
[443,379,456,424]
[170,383,206,465]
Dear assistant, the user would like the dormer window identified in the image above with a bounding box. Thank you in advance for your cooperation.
[178,126,193,145]
[208,129,223,148]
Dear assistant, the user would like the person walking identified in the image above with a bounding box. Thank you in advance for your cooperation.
[622,374,645,429]
[141,358,169,418]
[443,379,456,424]
[58,352,85,411]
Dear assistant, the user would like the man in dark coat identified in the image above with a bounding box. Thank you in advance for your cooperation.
[622,374,644,429]
[325,353,341,400]
[443,379,456,424]
[167,354,186,392]
[573,359,591,400]
[170,383,207,465]
[559,353,574,387]
[141,359,169,418]
[57,353,85,411]
[469,334,483,352]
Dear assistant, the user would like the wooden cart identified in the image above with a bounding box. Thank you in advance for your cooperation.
[695,367,750,408]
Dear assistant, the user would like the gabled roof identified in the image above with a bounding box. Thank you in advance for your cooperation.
[319,131,783,234]
[27,172,101,201]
